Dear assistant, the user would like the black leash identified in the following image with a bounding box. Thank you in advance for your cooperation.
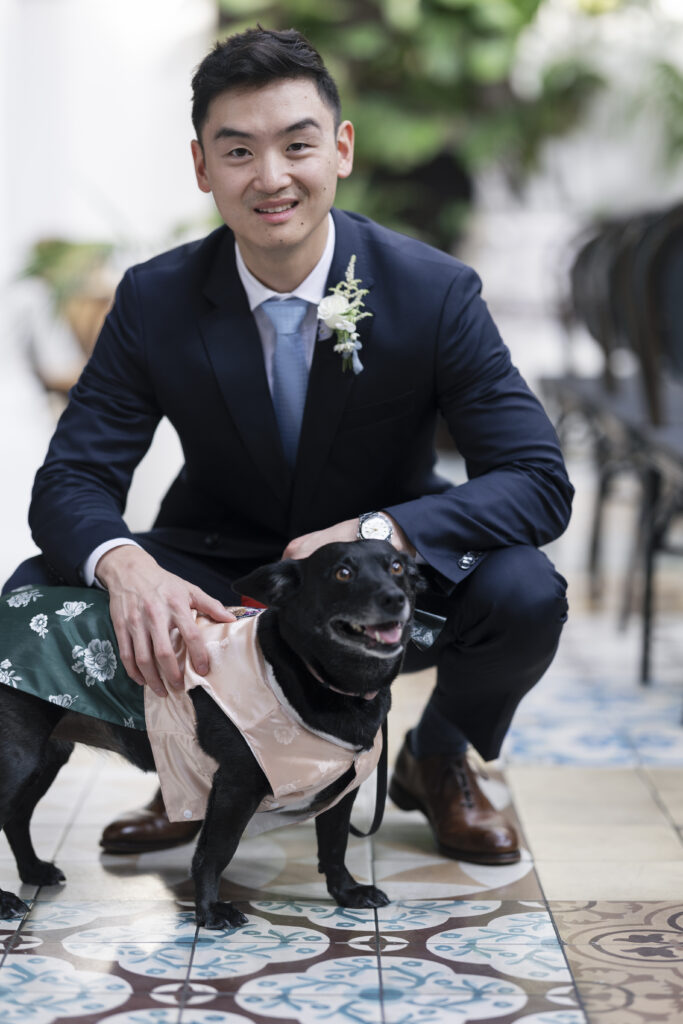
[347,611,447,839]
[349,718,388,838]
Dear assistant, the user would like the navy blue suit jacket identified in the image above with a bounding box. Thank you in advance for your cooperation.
[29,208,573,591]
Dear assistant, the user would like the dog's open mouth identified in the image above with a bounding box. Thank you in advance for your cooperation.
[332,618,406,652]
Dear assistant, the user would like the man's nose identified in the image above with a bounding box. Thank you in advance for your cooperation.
[254,152,292,193]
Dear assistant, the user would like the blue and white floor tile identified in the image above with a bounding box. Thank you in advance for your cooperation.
[503,614,683,767]
[1,894,586,1024]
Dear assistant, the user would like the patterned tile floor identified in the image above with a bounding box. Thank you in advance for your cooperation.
[1,447,683,1023]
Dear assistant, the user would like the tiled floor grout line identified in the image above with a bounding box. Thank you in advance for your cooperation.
[508,782,593,1024]
[176,928,201,1024]
[372,906,389,1024]
[1,903,33,969]
[0,744,100,957]
[0,757,97,958]
[368,833,389,1023]
[47,752,107,864]
[636,761,683,848]
[543,896,593,1024]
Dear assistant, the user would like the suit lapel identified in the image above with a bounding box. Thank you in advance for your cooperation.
[198,231,291,503]
[290,210,375,525]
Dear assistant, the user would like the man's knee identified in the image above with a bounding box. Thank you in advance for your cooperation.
[460,545,568,642]
[2,556,56,595]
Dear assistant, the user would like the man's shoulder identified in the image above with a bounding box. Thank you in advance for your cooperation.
[125,226,231,287]
[333,209,472,282]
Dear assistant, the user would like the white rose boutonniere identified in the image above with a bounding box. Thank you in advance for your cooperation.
[317,255,372,374]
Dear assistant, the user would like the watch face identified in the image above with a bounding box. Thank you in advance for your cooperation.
[362,515,392,540]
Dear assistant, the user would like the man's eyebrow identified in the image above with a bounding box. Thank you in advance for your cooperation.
[212,118,322,144]
[279,118,322,135]
[213,127,253,142]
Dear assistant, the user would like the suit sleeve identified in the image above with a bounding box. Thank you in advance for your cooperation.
[384,266,573,587]
[28,268,162,584]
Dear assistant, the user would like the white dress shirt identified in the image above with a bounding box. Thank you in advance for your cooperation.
[83,215,336,586]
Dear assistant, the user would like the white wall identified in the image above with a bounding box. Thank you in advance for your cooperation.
[2,0,216,268]
[0,0,216,580]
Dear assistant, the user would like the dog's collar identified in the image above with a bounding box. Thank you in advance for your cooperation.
[262,656,362,751]
[303,659,379,702]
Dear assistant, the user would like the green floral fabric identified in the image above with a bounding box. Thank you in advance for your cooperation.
[0,585,145,729]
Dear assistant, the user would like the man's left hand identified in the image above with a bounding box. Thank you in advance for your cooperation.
[283,515,416,560]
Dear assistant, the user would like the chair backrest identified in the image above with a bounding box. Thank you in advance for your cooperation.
[570,217,640,389]
[627,204,683,425]
[650,209,683,381]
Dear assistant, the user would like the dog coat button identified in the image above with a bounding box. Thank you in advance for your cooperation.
[204,533,220,549]
[183,809,193,819]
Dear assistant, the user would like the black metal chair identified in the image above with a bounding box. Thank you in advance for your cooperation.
[542,203,683,685]
[541,214,655,604]
[619,205,683,683]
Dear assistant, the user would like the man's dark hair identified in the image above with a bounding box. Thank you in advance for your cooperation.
[191,27,342,142]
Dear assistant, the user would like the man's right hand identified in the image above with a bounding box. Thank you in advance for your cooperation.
[95,545,235,698]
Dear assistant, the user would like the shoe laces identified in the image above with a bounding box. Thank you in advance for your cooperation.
[449,758,476,809]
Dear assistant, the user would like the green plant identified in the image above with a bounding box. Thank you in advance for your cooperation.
[22,239,114,310]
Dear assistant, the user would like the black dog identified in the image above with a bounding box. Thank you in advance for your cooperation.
[0,540,418,929]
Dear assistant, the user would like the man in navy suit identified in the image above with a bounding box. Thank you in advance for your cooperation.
[6,27,572,863]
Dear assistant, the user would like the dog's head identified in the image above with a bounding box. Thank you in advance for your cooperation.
[234,541,421,697]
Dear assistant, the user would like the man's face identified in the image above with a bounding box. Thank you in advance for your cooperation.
[191,78,353,280]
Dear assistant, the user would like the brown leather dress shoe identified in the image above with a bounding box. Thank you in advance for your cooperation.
[388,735,520,865]
[100,788,202,854]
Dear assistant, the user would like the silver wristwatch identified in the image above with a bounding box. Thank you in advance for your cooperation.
[357,511,394,542]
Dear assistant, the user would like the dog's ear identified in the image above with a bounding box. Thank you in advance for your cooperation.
[233,559,303,608]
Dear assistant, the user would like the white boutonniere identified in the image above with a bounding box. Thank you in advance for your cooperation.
[317,255,372,374]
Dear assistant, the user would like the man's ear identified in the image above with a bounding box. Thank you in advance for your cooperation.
[191,139,212,194]
[233,559,303,608]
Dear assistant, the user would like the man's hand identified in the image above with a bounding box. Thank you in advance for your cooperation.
[283,514,416,560]
[95,545,235,698]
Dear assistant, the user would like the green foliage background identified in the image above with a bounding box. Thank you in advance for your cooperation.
[217,0,604,249]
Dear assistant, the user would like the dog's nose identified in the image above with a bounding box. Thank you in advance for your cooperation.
[377,589,407,616]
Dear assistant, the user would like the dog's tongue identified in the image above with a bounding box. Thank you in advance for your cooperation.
[363,623,403,646]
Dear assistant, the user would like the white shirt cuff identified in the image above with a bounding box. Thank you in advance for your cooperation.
[83,538,142,588]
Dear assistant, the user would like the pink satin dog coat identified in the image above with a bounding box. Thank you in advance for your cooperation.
[144,611,381,836]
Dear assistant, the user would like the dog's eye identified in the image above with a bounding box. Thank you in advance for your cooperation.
[390,561,404,576]
[335,566,353,582]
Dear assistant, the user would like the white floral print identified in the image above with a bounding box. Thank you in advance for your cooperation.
[274,725,299,745]
[6,588,43,608]
[72,639,117,685]
[122,716,135,728]
[0,658,22,687]
[30,613,49,638]
[49,693,79,708]
[56,600,93,621]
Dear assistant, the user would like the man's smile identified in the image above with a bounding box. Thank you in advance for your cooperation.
[253,198,301,223]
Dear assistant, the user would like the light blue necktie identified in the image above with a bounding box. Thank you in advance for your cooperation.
[261,297,310,466]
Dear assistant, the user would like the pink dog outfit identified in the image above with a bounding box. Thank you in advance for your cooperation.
[144,611,381,835]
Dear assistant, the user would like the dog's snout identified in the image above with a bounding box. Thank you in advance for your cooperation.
[378,588,407,616]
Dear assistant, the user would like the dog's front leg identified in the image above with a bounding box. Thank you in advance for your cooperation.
[192,768,264,931]
[315,789,390,909]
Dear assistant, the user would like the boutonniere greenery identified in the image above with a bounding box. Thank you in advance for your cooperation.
[317,255,372,374]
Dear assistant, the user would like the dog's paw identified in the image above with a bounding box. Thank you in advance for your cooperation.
[197,901,249,931]
[19,861,66,887]
[335,884,391,909]
[0,890,30,919]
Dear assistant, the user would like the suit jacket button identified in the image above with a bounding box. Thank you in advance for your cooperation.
[204,533,219,550]
[458,551,479,570]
